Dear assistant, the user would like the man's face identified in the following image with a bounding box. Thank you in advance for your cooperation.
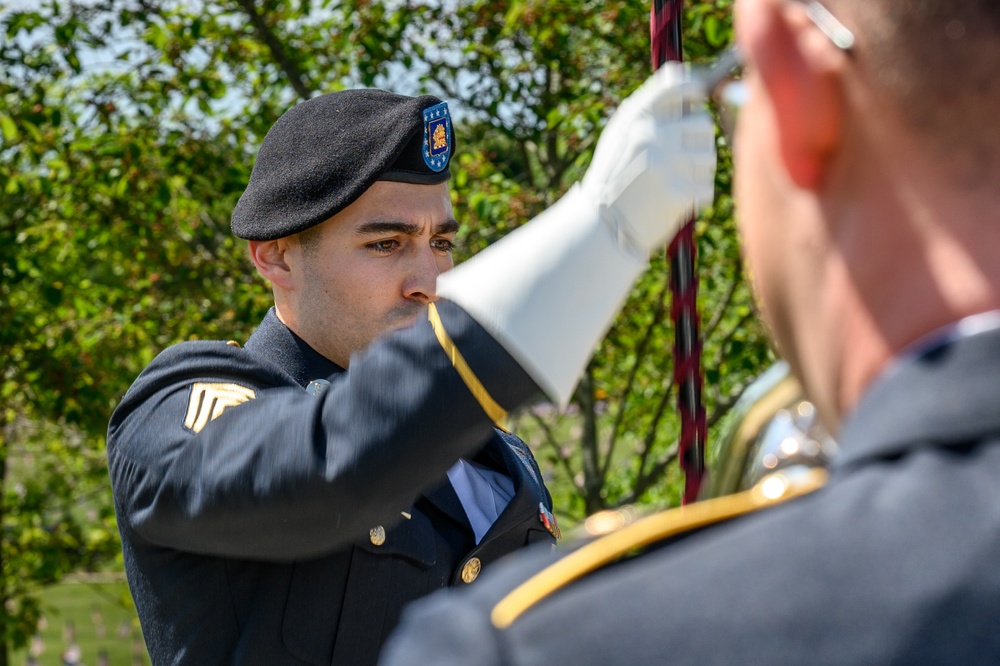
[731,0,853,425]
[732,64,799,359]
[287,180,457,367]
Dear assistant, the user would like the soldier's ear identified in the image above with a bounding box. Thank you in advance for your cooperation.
[739,0,845,189]
[248,239,294,289]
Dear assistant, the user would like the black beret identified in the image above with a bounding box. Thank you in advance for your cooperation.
[231,90,455,241]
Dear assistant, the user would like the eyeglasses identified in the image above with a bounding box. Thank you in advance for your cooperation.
[700,1,855,147]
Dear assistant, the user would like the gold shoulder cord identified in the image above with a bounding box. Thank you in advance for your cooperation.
[428,302,508,429]
[490,468,829,629]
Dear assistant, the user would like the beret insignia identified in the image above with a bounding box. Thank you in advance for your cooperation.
[423,102,451,172]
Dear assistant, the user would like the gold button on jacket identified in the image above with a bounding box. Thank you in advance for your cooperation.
[461,557,482,584]
[370,526,386,546]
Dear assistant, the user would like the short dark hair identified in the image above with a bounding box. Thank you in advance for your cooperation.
[832,0,1000,180]
[296,223,324,256]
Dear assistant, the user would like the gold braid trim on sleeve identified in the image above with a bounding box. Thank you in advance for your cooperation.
[490,468,829,629]
[428,302,508,429]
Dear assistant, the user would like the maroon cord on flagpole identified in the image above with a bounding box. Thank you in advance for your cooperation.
[650,0,707,504]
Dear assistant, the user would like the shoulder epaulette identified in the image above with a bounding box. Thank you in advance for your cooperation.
[490,468,828,629]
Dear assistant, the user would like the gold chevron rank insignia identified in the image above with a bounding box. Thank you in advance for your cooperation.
[183,382,256,434]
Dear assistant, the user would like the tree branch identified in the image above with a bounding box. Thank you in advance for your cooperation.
[599,269,671,483]
[576,367,605,513]
[709,309,756,371]
[520,140,541,191]
[525,410,582,495]
[703,269,740,341]
[706,384,746,430]
[704,307,758,428]
[630,375,676,498]
[625,441,679,503]
[632,441,680,501]
[232,0,314,101]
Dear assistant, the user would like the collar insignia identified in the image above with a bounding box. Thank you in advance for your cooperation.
[539,503,562,539]
[422,101,451,172]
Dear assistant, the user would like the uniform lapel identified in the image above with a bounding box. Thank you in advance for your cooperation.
[477,430,550,544]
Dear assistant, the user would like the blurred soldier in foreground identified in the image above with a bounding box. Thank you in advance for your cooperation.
[107,72,716,663]
[380,0,1000,663]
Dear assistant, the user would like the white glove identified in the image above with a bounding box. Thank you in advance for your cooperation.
[582,64,717,255]
[437,63,717,406]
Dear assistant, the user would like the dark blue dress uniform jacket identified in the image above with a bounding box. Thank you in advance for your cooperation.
[381,326,1000,665]
[107,302,554,665]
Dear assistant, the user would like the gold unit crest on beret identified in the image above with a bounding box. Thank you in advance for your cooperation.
[422,101,451,172]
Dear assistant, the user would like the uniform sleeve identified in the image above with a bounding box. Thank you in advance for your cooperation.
[379,595,506,666]
[107,301,540,560]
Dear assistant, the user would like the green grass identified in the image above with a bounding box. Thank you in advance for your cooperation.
[10,577,149,666]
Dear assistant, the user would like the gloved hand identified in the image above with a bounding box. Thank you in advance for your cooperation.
[581,62,717,256]
[436,63,717,405]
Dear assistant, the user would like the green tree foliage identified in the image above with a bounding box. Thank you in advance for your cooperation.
[0,0,772,657]
[0,2,268,657]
